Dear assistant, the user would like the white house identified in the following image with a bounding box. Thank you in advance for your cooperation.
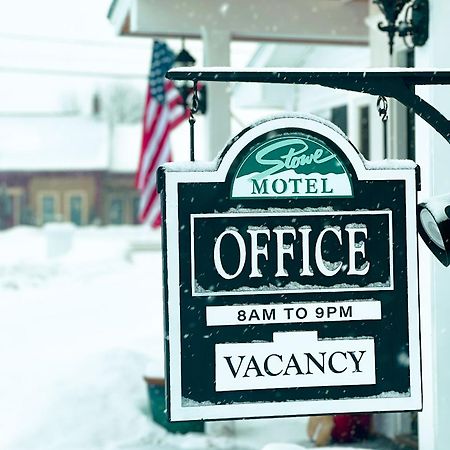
[108,1,450,449]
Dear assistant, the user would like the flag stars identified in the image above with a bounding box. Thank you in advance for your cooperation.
[150,41,176,104]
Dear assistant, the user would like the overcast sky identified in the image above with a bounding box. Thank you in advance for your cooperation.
[0,0,115,40]
[0,0,256,114]
[0,0,146,113]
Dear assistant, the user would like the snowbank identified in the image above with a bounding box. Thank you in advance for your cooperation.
[0,225,314,450]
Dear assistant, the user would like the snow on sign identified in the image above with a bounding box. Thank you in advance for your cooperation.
[159,114,422,422]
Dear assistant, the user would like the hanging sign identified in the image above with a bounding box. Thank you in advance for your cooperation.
[159,114,422,422]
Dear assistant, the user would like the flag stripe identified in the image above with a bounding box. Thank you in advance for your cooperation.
[145,99,159,131]
[138,141,171,225]
[136,101,162,188]
[139,106,171,189]
[141,102,163,161]
[139,138,171,210]
[170,104,187,126]
[141,124,171,191]
[137,104,169,189]
[136,41,188,227]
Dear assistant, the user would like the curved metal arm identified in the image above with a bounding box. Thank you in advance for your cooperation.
[167,68,450,144]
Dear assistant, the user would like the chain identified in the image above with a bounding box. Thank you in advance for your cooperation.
[377,95,388,122]
[189,81,199,162]
[191,81,199,115]
[377,95,389,158]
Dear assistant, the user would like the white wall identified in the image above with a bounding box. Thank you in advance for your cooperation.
[235,43,372,157]
[415,1,450,449]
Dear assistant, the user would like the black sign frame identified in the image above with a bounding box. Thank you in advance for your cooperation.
[159,114,422,422]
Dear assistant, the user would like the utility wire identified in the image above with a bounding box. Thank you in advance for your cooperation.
[0,32,150,49]
[0,65,147,80]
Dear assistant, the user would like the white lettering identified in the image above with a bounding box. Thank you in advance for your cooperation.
[346,225,370,276]
[298,226,313,276]
[247,228,271,278]
[255,140,334,179]
[215,331,375,391]
[315,228,343,276]
[274,228,296,277]
[214,229,246,279]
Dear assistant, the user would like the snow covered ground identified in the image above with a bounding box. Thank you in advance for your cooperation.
[0,225,369,450]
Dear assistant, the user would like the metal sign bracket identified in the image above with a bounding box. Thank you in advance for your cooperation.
[167,68,450,144]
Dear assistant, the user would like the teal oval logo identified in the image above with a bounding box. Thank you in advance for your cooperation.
[231,132,353,199]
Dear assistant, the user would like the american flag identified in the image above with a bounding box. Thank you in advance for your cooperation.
[136,41,188,227]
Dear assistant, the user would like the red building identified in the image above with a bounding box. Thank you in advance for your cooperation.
[0,115,141,228]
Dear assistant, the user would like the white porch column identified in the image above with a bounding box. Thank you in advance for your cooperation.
[366,5,390,161]
[367,3,410,161]
[415,1,450,449]
[201,28,231,160]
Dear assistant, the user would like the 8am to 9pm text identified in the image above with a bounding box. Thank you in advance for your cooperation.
[206,300,381,326]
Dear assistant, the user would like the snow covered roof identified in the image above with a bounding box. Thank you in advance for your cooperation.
[0,115,141,173]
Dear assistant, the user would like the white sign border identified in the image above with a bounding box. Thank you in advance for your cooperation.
[162,115,422,421]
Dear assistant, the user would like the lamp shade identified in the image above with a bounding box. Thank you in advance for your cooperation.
[417,193,450,267]
[174,48,196,67]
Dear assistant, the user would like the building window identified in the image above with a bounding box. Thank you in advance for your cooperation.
[0,193,12,229]
[109,198,123,225]
[359,105,370,160]
[37,191,60,225]
[331,105,348,135]
[64,191,87,226]
[2,189,27,227]
[69,195,83,226]
[42,195,56,223]
[133,196,140,224]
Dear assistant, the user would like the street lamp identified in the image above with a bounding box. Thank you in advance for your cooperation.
[418,194,450,266]
[173,42,207,114]
[374,0,429,55]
